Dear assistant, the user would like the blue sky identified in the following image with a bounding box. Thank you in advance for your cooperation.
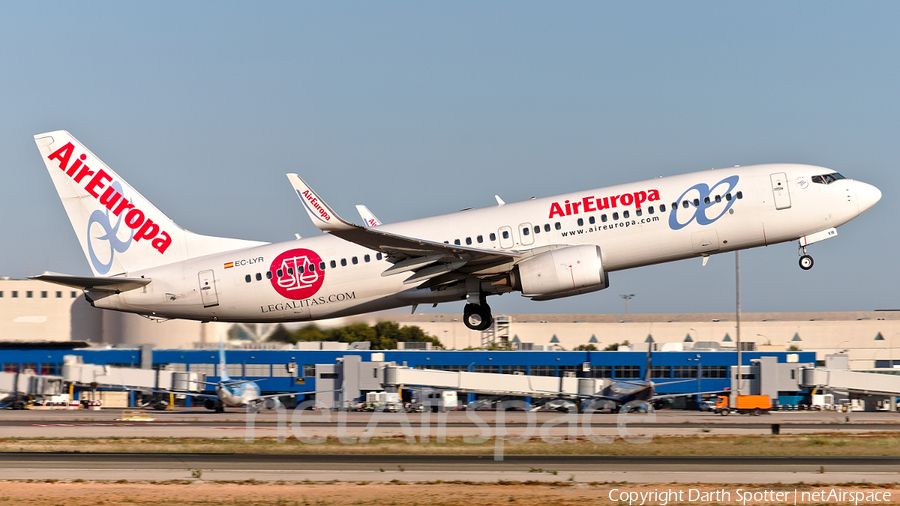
[1,2,898,315]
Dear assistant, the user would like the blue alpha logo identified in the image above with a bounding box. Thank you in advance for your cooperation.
[668,175,740,231]
[87,181,134,274]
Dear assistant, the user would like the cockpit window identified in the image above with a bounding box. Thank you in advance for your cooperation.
[811,172,846,185]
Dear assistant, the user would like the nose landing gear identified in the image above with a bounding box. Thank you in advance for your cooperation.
[798,244,814,270]
[799,254,814,270]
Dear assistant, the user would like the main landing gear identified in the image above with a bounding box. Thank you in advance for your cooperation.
[463,302,493,331]
[462,276,494,331]
[798,244,814,271]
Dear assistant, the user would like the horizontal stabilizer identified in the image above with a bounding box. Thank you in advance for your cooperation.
[30,272,151,293]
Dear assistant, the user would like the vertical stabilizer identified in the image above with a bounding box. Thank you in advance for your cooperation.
[218,337,231,383]
[34,131,266,276]
[644,347,653,383]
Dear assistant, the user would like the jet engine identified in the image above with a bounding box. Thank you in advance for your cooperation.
[512,244,608,300]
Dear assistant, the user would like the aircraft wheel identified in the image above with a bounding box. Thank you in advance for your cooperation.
[215,403,225,413]
[799,255,814,270]
[463,303,493,331]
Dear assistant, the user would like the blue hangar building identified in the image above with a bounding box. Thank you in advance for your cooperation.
[1,346,816,409]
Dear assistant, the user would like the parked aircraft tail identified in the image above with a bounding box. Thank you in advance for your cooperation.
[34,131,265,276]
[218,337,231,383]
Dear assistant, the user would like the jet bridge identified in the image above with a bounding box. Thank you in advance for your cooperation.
[383,365,600,399]
[60,355,206,392]
[800,367,900,410]
[1,355,206,409]
[800,367,900,396]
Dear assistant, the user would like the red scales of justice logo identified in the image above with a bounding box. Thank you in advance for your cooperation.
[270,248,325,300]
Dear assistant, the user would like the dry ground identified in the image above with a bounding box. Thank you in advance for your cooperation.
[0,481,898,506]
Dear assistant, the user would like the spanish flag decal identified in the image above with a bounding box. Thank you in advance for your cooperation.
[224,262,235,269]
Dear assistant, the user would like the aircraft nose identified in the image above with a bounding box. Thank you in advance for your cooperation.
[857,182,882,214]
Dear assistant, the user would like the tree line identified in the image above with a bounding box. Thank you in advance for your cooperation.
[267,321,442,350]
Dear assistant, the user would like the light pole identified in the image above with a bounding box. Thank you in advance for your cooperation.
[687,354,702,408]
[620,294,635,315]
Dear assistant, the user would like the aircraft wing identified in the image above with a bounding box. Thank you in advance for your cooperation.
[30,272,151,293]
[287,174,520,284]
[651,390,727,400]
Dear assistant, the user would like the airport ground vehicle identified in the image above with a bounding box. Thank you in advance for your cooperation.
[714,395,772,416]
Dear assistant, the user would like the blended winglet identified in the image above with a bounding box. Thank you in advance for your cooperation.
[356,205,382,228]
[286,174,356,232]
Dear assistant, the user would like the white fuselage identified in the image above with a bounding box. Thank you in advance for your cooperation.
[87,163,879,322]
[216,382,262,407]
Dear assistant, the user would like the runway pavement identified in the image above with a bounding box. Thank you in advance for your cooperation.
[1,453,898,484]
[1,408,897,438]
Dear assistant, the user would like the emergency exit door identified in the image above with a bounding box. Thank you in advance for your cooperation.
[198,270,219,308]
[770,172,792,210]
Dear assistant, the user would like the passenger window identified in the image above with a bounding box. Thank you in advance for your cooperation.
[715,195,721,203]
[736,191,743,199]
[266,271,273,280]
[319,262,325,270]
[288,267,294,275]
[693,198,700,207]
[704,197,710,205]
[541,224,548,232]
[309,264,316,272]
[466,237,472,245]
[502,230,510,239]
[577,218,583,226]
[352,257,358,265]
[601,214,608,223]
[277,269,283,277]
[490,233,497,241]
[341,259,347,267]
[330,260,337,268]
[454,239,460,245]
[682,201,689,209]
[726,193,732,201]
[589,216,595,224]
[648,206,654,215]
[612,212,619,220]
[364,254,370,262]
[477,235,483,243]
[623,210,630,219]
[245,275,251,283]
[533,226,540,234]
[255,273,262,281]
[522,228,530,236]
[660,204,666,212]
[636,208,642,216]
[376,253,383,261]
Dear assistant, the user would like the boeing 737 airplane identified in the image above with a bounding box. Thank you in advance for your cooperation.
[31,131,880,332]
[140,338,292,412]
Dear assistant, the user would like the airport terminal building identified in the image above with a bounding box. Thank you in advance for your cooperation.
[2,278,899,370]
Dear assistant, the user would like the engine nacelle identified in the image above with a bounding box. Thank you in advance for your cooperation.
[513,245,608,300]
